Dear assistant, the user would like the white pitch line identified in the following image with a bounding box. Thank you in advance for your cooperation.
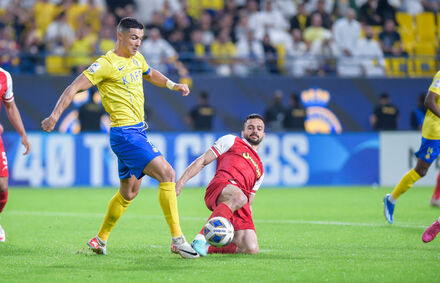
[6,210,426,229]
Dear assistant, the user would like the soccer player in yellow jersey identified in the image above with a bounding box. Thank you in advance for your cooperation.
[41,18,199,258]
[383,70,440,224]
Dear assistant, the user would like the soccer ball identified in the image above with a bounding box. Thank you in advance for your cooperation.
[203,216,234,247]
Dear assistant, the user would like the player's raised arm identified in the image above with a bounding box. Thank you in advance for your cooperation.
[4,100,30,155]
[41,74,93,133]
[143,68,190,96]
[175,149,217,196]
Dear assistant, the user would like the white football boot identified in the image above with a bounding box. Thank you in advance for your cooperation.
[170,235,200,259]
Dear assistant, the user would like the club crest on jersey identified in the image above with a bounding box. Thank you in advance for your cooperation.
[426,147,433,160]
[88,62,101,74]
[133,58,139,66]
[242,152,261,178]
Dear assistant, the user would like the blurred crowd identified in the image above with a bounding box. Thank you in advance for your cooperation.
[0,0,438,76]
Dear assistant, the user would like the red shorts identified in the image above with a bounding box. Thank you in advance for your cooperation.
[204,179,255,231]
[0,136,8,177]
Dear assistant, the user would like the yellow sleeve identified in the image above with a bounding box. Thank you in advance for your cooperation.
[83,57,112,85]
[428,71,440,95]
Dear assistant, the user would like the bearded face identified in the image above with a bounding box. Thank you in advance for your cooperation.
[242,118,265,146]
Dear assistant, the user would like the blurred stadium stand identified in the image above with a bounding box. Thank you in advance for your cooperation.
[0,0,437,78]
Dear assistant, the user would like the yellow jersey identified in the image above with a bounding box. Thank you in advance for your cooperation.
[83,50,151,127]
[422,71,440,139]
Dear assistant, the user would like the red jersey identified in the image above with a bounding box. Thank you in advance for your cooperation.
[0,67,13,177]
[209,135,264,197]
[0,67,14,108]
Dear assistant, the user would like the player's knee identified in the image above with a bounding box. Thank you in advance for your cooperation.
[124,190,138,201]
[0,181,8,192]
[244,243,259,254]
[156,165,176,182]
[234,192,247,209]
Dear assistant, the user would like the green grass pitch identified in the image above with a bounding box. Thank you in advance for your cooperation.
[1,186,440,282]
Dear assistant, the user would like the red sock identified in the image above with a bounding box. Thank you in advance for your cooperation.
[199,203,234,235]
[433,173,440,200]
[210,202,233,220]
[208,243,237,254]
[0,189,8,213]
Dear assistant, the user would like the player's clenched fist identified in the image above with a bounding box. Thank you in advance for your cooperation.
[41,116,57,133]
[174,83,190,96]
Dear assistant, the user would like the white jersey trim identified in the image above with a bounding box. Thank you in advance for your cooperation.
[251,173,264,194]
[210,134,236,158]
[2,69,14,102]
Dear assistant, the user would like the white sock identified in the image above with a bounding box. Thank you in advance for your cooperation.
[194,233,205,241]
[388,194,397,204]
[172,234,184,241]
[96,235,106,245]
[437,217,440,223]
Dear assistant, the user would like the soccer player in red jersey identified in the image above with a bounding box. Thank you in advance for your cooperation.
[0,67,31,242]
[175,114,265,256]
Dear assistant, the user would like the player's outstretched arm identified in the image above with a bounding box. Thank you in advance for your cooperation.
[175,149,216,196]
[143,68,190,96]
[41,74,93,133]
[425,91,440,118]
[4,100,30,155]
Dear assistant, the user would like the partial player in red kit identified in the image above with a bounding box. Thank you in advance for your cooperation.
[430,173,440,206]
[175,113,265,256]
[0,67,31,242]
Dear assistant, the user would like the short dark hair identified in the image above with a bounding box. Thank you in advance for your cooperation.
[243,113,265,127]
[290,93,300,103]
[199,91,209,99]
[117,17,144,33]
[380,92,389,99]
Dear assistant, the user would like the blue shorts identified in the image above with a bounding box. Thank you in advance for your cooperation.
[415,137,440,164]
[110,122,162,180]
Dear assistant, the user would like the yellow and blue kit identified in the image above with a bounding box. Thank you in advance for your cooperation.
[83,50,161,179]
[416,71,440,163]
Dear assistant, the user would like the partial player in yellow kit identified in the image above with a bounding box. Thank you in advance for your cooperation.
[383,70,440,224]
[41,17,199,258]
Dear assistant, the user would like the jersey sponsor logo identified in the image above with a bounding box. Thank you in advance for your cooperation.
[88,62,101,74]
[242,152,261,178]
[433,78,440,89]
[122,70,142,85]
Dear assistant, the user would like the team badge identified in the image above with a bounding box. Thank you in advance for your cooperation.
[301,88,342,134]
[433,79,440,89]
[87,62,101,74]
[133,58,139,66]
[426,147,433,160]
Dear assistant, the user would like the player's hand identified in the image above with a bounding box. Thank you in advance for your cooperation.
[174,83,190,97]
[175,181,183,196]
[41,116,57,133]
[21,136,31,155]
